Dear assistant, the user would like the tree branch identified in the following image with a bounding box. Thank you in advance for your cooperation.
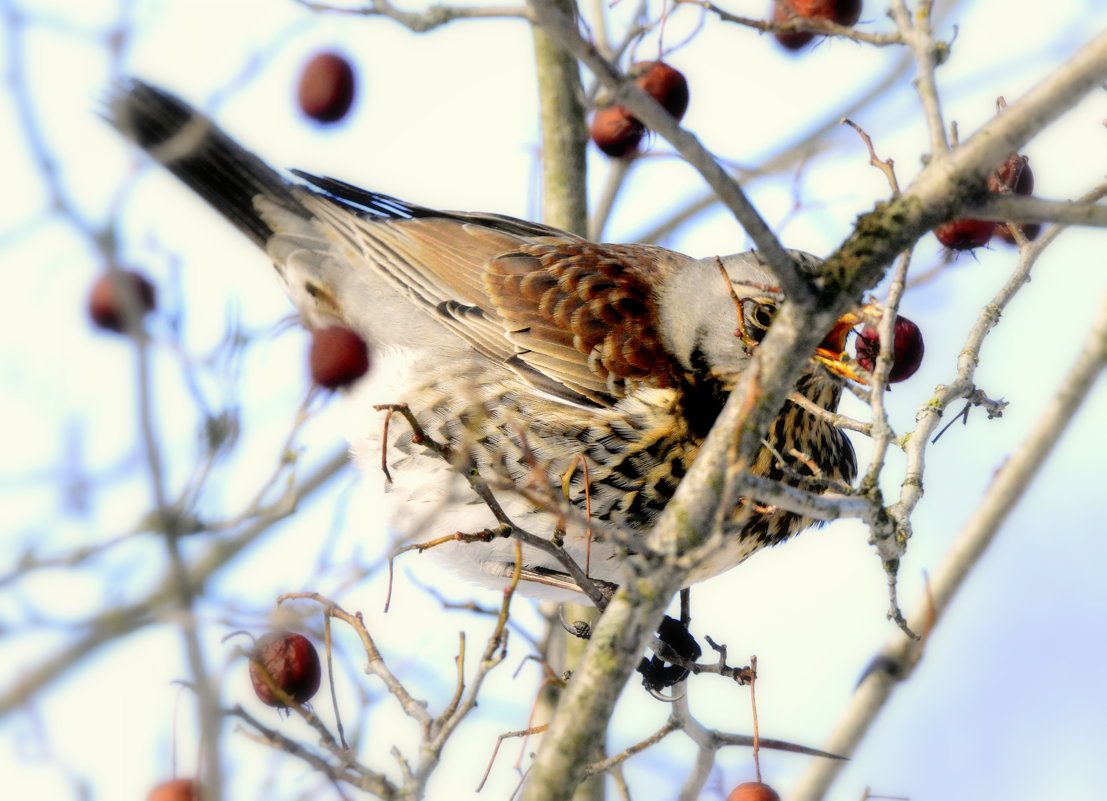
[786,287,1107,801]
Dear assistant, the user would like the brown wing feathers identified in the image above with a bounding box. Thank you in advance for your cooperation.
[486,243,686,402]
[301,182,690,407]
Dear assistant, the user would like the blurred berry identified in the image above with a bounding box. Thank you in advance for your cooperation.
[988,153,1033,196]
[990,153,1037,245]
[309,326,370,389]
[590,105,645,158]
[298,52,356,123]
[727,781,782,801]
[632,61,690,120]
[772,0,862,50]
[934,218,996,250]
[147,779,198,801]
[996,221,1041,245]
[88,270,156,333]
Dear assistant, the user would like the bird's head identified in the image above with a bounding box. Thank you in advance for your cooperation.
[656,250,864,390]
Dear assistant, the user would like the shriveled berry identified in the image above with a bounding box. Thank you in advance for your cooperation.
[632,61,690,121]
[996,221,1041,245]
[772,0,862,50]
[727,781,782,801]
[990,154,1036,245]
[934,218,995,250]
[854,315,924,383]
[298,52,356,123]
[147,778,198,801]
[988,154,1033,196]
[88,270,157,333]
[309,326,370,389]
[249,631,322,708]
[590,105,645,158]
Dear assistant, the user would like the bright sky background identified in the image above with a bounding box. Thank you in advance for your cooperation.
[2,1,1106,800]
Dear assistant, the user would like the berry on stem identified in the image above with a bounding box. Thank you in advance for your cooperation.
[147,779,198,801]
[727,781,782,801]
[590,106,645,158]
[249,631,322,709]
[990,153,1039,245]
[632,61,690,120]
[88,269,157,333]
[772,0,862,51]
[997,221,1041,244]
[988,153,1032,196]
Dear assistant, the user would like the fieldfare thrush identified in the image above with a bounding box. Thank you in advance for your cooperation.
[108,80,858,601]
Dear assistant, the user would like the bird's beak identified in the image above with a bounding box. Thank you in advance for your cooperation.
[814,311,867,384]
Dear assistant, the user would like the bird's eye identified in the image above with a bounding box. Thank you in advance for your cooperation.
[740,300,776,344]
[751,302,775,330]
[732,298,778,348]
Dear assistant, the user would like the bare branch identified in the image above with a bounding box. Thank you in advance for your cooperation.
[787,287,1107,801]
[295,0,530,31]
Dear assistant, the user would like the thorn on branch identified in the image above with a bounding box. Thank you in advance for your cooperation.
[843,118,900,194]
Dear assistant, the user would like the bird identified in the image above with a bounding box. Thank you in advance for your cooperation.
[107,79,858,602]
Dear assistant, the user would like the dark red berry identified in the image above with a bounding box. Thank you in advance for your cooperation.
[147,779,198,801]
[249,631,322,708]
[797,0,861,24]
[88,270,157,333]
[727,781,782,801]
[298,53,356,123]
[632,61,690,121]
[988,154,1033,196]
[309,326,370,389]
[934,218,996,250]
[772,0,861,50]
[996,221,1041,245]
[772,3,815,50]
[590,105,645,158]
[990,154,1037,245]
[854,315,924,383]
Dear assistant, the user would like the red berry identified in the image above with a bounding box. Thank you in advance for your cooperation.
[590,105,645,158]
[88,270,157,333]
[147,778,198,801]
[854,315,924,383]
[934,218,995,250]
[249,631,322,708]
[632,61,690,121]
[298,52,356,123]
[1012,161,1033,195]
[773,28,815,50]
[989,154,1036,245]
[988,154,1033,196]
[309,326,370,389]
[772,0,861,50]
[790,0,861,24]
[996,221,1041,245]
[727,781,782,801]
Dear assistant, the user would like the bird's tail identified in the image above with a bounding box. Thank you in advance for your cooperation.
[106,79,304,248]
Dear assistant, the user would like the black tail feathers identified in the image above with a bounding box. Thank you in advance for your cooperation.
[106,79,303,248]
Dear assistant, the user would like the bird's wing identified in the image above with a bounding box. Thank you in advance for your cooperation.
[294,172,691,406]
